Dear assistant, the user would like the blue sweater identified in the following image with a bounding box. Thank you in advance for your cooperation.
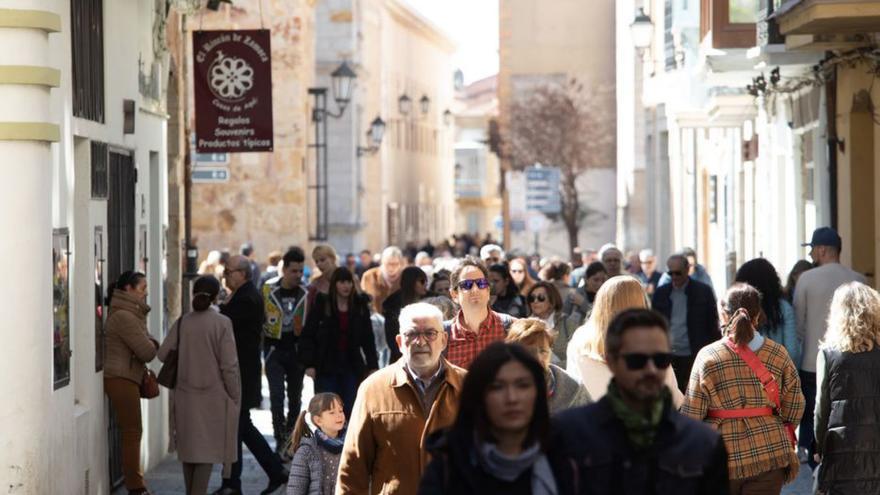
[760,299,801,368]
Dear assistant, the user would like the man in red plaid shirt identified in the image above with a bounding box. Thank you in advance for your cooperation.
[445,257,509,368]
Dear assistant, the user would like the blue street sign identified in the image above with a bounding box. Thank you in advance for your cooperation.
[192,168,229,182]
[525,166,561,214]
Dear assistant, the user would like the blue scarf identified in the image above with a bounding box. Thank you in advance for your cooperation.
[315,428,345,454]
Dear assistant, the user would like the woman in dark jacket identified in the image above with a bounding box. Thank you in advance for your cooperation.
[383,266,429,362]
[489,263,527,318]
[419,342,572,495]
[301,267,378,417]
[815,282,880,494]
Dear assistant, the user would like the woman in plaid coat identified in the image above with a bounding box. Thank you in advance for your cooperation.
[682,283,804,494]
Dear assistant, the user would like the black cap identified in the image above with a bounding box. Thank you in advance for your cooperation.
[802,227,841,249]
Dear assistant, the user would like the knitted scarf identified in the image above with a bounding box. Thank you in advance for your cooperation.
[315,428,346,454]
[606,380,668,451]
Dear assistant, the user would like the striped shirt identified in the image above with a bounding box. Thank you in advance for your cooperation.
[681,337,805,482]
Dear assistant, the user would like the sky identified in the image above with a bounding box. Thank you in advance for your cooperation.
[402,0,499,85]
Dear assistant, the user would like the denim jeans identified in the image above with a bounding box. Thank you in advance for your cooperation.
[799,369,818,469]
[315,370,360,419]
[264,345,305,443]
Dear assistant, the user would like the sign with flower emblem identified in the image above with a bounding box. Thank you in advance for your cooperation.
[193,29,273,153]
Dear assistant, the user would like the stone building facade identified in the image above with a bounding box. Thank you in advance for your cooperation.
[189,0,316,261]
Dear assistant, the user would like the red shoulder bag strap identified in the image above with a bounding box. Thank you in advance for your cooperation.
[724,338,797,447]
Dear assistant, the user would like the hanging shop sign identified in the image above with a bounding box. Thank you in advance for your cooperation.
[193,29,273,153]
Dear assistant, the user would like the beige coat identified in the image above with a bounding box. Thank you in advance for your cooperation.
[361,267,400,314]
[337,358,465,495]
[158,308,241,475]
[104,289,157,384]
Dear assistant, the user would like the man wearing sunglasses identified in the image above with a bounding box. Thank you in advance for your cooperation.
[445,257,510,369]
[554,309,729,494]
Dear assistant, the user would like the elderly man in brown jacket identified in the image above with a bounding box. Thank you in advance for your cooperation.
[337,302,465,495]
[361,246,404,314]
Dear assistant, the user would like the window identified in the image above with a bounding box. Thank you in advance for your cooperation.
[71,0,105,122]
[701,0,757,48]
[91,141,108,199]
[53,228,71,389]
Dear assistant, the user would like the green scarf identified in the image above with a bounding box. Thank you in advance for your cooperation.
[606,380,669,451]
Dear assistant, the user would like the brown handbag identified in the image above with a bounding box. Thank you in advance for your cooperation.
[140,368,160,398]
[157,319,182,389]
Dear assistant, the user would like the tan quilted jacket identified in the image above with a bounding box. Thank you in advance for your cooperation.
[104,289,157,384]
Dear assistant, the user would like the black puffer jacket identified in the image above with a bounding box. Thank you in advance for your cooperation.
[815,347,880,494]
[299,292,378,377]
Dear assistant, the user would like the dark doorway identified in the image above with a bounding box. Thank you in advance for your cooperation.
[106,149,136,489]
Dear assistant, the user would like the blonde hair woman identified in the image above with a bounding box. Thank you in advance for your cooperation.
[815,282,880,494]
[565,275,683,404]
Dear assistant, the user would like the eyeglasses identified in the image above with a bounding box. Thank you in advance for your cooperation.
[226,268,244,276]
[667,270,684,277]
[457,278,490,291]
[527,294,547,303]
[402,330,440,343]
[620,352,673,370]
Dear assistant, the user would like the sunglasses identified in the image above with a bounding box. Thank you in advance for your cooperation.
[667,270,684,276]
[527,294,547,303]
[457,278,490,291]
[620,352,673,370]
[402,330,440,343]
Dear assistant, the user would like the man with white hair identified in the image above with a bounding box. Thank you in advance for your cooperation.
[479,243,505,265]
[362,246,405,313]
[599,243,624,277]
[337,303,466,495]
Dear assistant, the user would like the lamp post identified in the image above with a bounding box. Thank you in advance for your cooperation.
[419,94,430,116]
[309,61,357,240]
[630,7,655,74]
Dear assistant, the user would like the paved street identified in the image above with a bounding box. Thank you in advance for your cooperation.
[116,377,315,495]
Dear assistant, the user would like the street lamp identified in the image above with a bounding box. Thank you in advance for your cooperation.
[308,61,358,241]
[331,61,357,115]
[419,94,430,116]
[630,8,654,51]
[398,93,412,116]
[443,109,453,126]
[358,116,386,156]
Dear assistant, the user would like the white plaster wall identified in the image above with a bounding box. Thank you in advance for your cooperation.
[0,1,171,493]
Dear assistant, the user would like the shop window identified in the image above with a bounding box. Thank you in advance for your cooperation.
[91,141,108,199]
[71,0,105,122]
[700,0,757,48]
[53,228,71,389]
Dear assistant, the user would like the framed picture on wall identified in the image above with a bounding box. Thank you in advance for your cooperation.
[95,226,105,372]
[53,228,71,389]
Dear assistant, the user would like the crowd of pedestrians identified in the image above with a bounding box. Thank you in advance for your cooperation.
[100,226,880,495]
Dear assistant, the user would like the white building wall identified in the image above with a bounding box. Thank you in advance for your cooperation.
[0,2,171,492]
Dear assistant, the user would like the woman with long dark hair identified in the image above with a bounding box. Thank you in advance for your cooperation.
[783,259,813,303]
[158,276,240,495]
[489,263,527,318]
[682,283,804,494]
[735,258,801,366]
[562,261,607,321]
[419,342,568,494]
[383,266,430,362]
[300,267,378,417]
[509,257,536,297]
[104,271,158,495]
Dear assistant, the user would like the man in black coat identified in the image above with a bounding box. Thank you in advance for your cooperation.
[215,255,286,495]
[554,309,729,495]
[651,254,720,393]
